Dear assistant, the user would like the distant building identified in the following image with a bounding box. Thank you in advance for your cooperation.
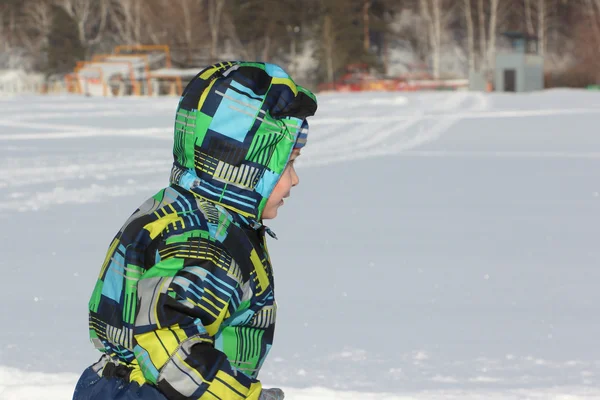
[494,32,544,92]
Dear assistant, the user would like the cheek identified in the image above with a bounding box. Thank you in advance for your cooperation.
[279,170,293,191]
[269,173,287,200]
[269,168,294,201]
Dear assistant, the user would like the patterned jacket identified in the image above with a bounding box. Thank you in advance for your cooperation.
[87,62,317,399]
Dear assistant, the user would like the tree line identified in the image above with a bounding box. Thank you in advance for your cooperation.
[0,0,598,87]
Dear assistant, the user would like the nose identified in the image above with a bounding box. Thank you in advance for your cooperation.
[291,166,299,187]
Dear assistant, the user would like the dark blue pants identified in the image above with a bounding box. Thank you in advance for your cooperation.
[73,366,167,400]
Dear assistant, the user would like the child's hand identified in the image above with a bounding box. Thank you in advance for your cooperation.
[259,387,285,400]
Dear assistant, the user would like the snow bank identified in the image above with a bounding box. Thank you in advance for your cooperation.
[0,69,44,95]
[2,367,600,400]
[0,366,78,400]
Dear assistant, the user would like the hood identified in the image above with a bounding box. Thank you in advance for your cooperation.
[169,61,317,222]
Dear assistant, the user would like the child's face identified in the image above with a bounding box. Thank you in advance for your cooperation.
[262,150,301,220]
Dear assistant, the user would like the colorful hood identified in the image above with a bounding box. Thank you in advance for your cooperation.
[169,61,317,221]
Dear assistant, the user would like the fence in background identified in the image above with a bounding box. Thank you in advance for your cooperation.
[0,70,46,95]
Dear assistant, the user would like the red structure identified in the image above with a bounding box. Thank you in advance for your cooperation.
[318,63,468,92]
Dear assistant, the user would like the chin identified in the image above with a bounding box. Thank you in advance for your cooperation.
[262,210,277,220]
[262,208,278,219]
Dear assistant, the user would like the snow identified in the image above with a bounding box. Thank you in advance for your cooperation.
[2,366,600,400]
[1,89,600,399]
[0,70,44,95]
[2,370,600,400]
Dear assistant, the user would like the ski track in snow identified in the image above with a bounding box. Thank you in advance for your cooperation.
[2,91,600,214]
[0,91,598,213]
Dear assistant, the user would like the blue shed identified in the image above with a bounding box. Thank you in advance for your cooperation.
[494,32,544,92]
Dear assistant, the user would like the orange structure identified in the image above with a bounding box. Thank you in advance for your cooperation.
[114,45,172,68]
[70,44,185,96]
[77,60,140,95]
[75,66,107,96]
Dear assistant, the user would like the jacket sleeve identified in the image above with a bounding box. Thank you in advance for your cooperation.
[132,235,262,400]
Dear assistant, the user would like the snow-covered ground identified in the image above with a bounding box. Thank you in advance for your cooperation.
[1,89,600,399]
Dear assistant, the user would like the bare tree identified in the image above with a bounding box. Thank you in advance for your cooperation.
[261,16,274,61]
[20,0,53,54]
[208,0,226,62]
[463,0,476,73]
[419,0,455,78]
[222,10,251,60]
[109,0,144,45]
[131,0,213,66]
[486,0,500,77]
[57,0,108,49]
[323,13,335,83]
[419,0,437,77]
[536,0,577,58]
[524,0,535,35]
[585,0,600,52]
[477,0,486,71]
[464,0,507,76]
[0,15,10,57]
[314,0,368,84]
[182,0,205,53]
[0,0,590,86]
[537,0,546,56]
[517,0,551,56]
[364,0,372,51]
[517,0,566,59]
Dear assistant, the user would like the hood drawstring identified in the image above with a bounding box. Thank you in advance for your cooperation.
[247,219,278,240]
[264,227,278,240]
[214,204,279,240]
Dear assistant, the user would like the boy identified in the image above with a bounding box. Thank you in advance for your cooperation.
[73,61,318,400]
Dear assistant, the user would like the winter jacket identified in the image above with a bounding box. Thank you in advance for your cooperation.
[86,61,317,399]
